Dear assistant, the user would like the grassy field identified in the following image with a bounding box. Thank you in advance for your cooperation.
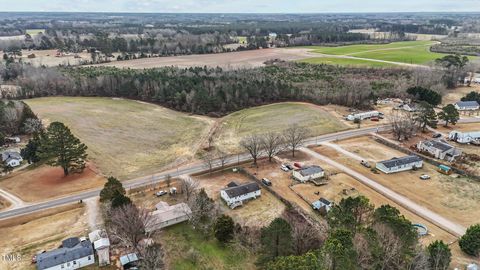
[214,102,349,153]
[299,57,398,67]
[26,29,45,35]
[160,223,256,270]
[25,97,214,179]
[302,40,466,65]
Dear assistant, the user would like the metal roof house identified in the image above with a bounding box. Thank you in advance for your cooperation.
[36,237,94,270]
[293,165,325,183]
[346,111,382,121]
[376,155,423,174]
[455,101,480,111]
[417,140,462,161]
[145,202,192,232]
[312,198,333,214]
[120,253,139,270]
[220,182,261,209]
[449,130,480,144]
[1,150,23,167]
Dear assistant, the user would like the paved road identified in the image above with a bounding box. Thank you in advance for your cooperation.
[0,125,389,220]
[300,147,467,237]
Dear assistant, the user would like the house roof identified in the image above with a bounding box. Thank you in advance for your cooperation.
[93,238,110,250]
[120,253,139,266]
[222,182,260,198]
[1,151,21,162]
[421,140,453,152]
[312,198,332,209]
[148,202,192,230]
[295,165,324,177]
[319,198,332,205]
[456,101,479,108]
[36,238,93,270]
[378,155,422,169]
[226,181,238,188]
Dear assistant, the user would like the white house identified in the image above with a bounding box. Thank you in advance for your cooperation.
[455,101,480,111]
[346,111,382,121]
[376,155,423,174]
[312,198,333,214]
[220,182,261,209]
[1,151,23,167]
[36,237,95,270]
[417,140,462,161]
[449,130,480,144]
[145,202,192,232]
[293,165,325,183]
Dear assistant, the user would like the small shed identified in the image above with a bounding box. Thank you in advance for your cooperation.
[120,253,139,270]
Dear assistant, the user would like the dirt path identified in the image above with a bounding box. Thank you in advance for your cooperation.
[0,188,26,209]
[300,147,467,237]
[85,198,102,230]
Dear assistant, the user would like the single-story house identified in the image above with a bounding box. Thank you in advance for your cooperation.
[346,111,382,121]
[220,182,261,209]
[293,165,325,183]
[120,253,139,270]
[1,150,23,167]
[396,103,418,112]
[449,130,480,144]
[455,101,480,111]
[88,230,110,267]
[145,202,192,232]
[417,140,462,161]
[36,237,95,270]
[312,198,333,214]
[376,155,423,174]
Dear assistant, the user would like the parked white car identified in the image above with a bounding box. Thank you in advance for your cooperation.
[420,174,431,180]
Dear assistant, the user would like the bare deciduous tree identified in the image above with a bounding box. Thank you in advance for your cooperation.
[240,134,264,165]
[216,150,229,168]
[188,188,217,237]
[283,208,324,255]
[138,243,165,270]
[107,204,154,252]
[179,177,199,201]
[261,132,284,162]
[389,110,417,141]
[283,124,310,157]
[201,151,215,173]
[22,118,43,134]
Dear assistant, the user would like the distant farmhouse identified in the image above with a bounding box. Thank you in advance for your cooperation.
[455,101,480,111]
[220,182,261,209]
[449,130,480,144]
[146,201,192,232]
[1,150,23,167]
[396,103,418,112]
[36,237,94,270]
[312,198,333,214]
[293,165,325,183]
[417,140,462,162]
[376,155,423,174]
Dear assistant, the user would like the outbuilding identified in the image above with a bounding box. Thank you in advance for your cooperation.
[293,165,325,183]
[312,198,333,214]
[376,155,423,174]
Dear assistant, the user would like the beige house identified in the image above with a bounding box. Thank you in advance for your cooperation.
[145,202,192,232]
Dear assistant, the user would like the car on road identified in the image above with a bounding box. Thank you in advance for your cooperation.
[432,133,442,138]
[420,174,431,180]
[155,190,167,197]
[262,178,272,186]
[360,160,371,168]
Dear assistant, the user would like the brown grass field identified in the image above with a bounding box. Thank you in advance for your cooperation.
[0,164,105,202]
[93,48,312,69]
[25,97,214,180]
[0,195,11,210]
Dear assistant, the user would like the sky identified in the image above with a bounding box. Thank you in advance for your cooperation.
[0,0,479,13]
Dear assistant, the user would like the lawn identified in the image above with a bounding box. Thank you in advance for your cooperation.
[214,102,349,153]
[26,29,46,35]
[298,57,398,67]
[160,223,256,270]
[25,97,214,179]
[305,41,436,55]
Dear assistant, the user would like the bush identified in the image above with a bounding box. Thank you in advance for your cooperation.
[459,224,480,256]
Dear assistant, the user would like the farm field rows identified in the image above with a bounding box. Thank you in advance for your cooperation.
[214,102,349,153]
[25,97,215,179]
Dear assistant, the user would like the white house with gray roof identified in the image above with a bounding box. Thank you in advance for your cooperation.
[220,182,261,209]
[417,140,462,161]
[1,150,22,167]
[376,155,423,174]
[449,130,480,144]
[455,101,480,111]
[293,165,325,183]
[36,237,94,270]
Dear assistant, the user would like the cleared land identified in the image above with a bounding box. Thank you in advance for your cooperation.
[214,102,349,153]
[305,41,437,56]
[93,48,311,69]
[319,136,480,227]
[299,56,398,67]
[0,204,87,270]
[25,97,214,179]
[0,164,105,202]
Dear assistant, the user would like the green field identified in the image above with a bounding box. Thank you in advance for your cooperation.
[301,40,470,65]
[162,223,256,270]
[237,36,248,44]
[26,29,46,35]
[215,102,349,153]
[25,97,213,179]
[299,57,398,67]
